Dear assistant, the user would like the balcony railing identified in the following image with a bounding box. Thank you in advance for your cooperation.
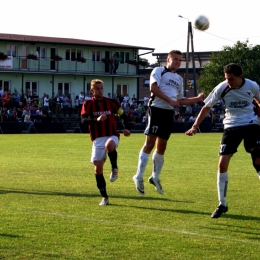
[0,56,139,76]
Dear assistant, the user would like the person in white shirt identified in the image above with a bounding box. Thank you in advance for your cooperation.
[132,50,204,196]
[186,63,260,218]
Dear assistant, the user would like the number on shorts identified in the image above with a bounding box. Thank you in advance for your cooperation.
[219,144,227,154]
[152,125,158,133]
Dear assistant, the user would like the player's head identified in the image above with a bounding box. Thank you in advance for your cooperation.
[224,63,243,88]
[90,79,104,99]
[166,50,182,72]
[224,63,242,77]
[91,79,103,89]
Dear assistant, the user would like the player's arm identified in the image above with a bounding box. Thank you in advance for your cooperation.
[117,107,130,136]
[150,82,179,108]
[185,106,211,136]
[178,93,204,105]
[81,114,98,125]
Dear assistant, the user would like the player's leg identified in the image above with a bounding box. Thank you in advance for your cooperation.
[105,136,119,182]
[148,108,173,194]
[212,127,241,218]
[91,138,109,205]
[244,124,260,179]
[133,135,156,195]
[147,137,167,195]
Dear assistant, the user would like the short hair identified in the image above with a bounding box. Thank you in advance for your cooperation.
[224,63,242,76]
[91,79,103,89]
[168,50,182,58]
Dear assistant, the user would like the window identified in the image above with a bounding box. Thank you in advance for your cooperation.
[7,45,17,57]
[114,51,128,63]
[66,49,82,61]
[144,80,150,88]
[36,47,46,58]
[25,81,38,94]
[92,50,101,61]
[0,80,10,91]
[58,82,70,96]
[125,52,130,62]
[116,84,128,96]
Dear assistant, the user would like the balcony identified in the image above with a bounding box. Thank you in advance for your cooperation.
[0,56,139,76]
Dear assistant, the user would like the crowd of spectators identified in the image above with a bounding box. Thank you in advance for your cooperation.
[174,100,225,124]
[0,89,226,132]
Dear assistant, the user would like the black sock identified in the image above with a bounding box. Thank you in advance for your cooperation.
[95,174,108,198]
[108,149,118,169]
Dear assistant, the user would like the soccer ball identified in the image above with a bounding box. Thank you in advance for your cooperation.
[194,15,210,31]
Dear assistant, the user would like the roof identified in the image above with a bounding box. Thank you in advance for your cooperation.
[0,33,155,51]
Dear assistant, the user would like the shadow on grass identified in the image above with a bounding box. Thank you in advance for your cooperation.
[0,187,178,202]
[110,203,260,221]
[0,233,22,238]
[201,225,260,237]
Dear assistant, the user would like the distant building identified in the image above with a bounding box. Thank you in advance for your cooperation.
[0,33,154,106]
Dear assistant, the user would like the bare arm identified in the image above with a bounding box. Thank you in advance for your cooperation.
[150,82,179,108]
[185,106,211,135]
[178,93,205,106]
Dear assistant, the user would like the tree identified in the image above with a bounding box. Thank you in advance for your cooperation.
[197,41,260,95]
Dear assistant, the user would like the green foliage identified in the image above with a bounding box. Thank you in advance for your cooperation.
[0,134,260,259]
[198,41,260,95]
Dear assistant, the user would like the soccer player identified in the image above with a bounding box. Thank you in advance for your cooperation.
[81,79,130,206]
[132,50,204,195]
[185,63,260,218]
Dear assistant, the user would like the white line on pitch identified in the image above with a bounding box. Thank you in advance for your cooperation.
[1,206,260,245]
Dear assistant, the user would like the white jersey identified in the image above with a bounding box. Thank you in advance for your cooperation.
[150,67,184,110]
[204,78,260,129]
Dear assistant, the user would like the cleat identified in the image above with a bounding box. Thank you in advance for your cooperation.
[211,204,228,218]
[132,175,145,195]
[148,176,164,194]
[110,168,118,182]
[99,197,109,206]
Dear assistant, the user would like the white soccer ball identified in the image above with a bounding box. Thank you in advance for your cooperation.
[194,15,210,31]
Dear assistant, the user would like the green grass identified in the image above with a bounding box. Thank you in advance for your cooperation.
[0,133,260,259]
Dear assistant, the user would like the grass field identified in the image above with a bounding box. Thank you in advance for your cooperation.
[0,133,260,259]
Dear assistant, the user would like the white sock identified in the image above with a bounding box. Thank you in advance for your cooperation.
[217,172,228,206]
[135,150,149,179]
[152,151,164,180]
[257,171,260,178]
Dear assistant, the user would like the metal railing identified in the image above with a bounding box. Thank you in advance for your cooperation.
[0,56,138,76]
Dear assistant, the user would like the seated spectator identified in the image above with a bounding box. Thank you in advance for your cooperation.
[17,102,24,119]
[24,109,34,132]
[34,111,42,123]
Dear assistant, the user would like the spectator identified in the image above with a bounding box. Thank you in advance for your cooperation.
[113,54,121,74]
[24,109,34,132]
[110,54,115,74]
[12,90,20,108]
[25,91,33,107]
[79,91,84,111]
[43,94,50,112]
[61,93,69,117]
[32,91,39,106]
[0,86,3,107]
[1,90,11,109]
[53,93,62,117]
[17,101,24,119]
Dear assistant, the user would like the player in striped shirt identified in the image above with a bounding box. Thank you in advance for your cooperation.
[81,79,130,206]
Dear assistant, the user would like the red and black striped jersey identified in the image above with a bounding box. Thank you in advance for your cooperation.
[81,97,121,141]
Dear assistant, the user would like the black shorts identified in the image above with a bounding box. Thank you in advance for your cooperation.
[219,124,260,155]
[144,106,173,140]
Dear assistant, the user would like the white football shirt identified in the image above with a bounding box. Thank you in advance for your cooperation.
[204,78,260,129]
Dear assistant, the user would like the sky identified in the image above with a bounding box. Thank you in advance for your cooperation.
[2,0,260,64]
